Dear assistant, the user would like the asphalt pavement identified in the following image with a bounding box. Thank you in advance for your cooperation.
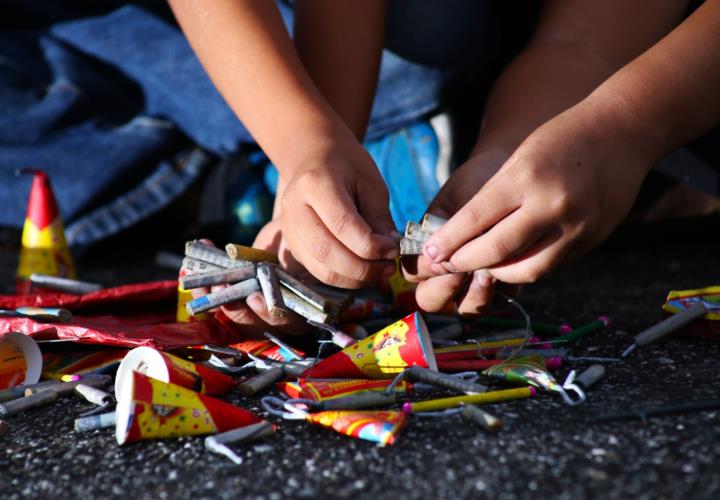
[1,216,719,500]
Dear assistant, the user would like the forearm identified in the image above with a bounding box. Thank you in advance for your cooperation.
[586,0,720,161]
[168,0,353,176]
[472,0,688,158]
[294,0,386,140]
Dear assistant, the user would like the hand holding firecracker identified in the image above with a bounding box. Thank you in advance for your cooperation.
[181,239,351,338]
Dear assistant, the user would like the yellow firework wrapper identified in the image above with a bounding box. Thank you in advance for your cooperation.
[115,371,260,445]
[306,410,408,446]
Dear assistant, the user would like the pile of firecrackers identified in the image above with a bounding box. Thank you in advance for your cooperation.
[1,171,719,462]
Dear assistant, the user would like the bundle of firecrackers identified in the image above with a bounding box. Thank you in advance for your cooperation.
[3,170,720,457]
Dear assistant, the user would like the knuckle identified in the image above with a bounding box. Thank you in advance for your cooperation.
[330,211,352,236]
[311,238,332,262]
[487,237,511,262]
[350,260,373,283]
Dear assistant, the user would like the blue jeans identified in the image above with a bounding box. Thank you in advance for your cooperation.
[0,1,501,245]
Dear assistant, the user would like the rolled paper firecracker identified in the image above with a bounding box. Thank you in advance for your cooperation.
[186,278,261,316]
[74,411,116,433]
[305,410,407,447]
[575,365,605,390]
[403,366,487,394]
[256,264,287,320]
[420,213,448,234]
[304,312,437,379]
[24,374,112,397]
[404,221,432,242]
[316,391,398,410]
[181,256,224,275]
[0,306,73,323]
[225,244,279,264]
[437,359,503,372]
[482,356,567,397]
[433,338,542,361]
[461,404,503,432]
[279,286,329,323]
[624,302,708,357]
[116,347,236,397]
[494,348,568,359]
[399,238,424,256]
[205,421,276,465]
[662,287,720,339]
[550,316,610,347]
[473,329,538,343]
[0,390,59,418]
[180,266,255,290]
[185,240,250,269]
[1,380,60,403]
[29,274,102,295]
[75,384,114,406]
[16,170,76,293]
[403,386,536,413]
[238,366,285,396]
[0,332,42,390]
[115,371,262,445]
[277,378,411,401]
[474,317,572,337]
[209,420,275,446]
[275,269,331,312]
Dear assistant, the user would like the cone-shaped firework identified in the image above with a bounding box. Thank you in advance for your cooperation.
[16,170,75,293]
[304,312,437,379]
[116,347,236,396]
[115,371,260,445]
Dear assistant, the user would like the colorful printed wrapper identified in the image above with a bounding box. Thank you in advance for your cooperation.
[482,356,563,394]
[663,286,720,340]
[116,347,235,397]
[115,371,260,445]
[277,378,411,402]
[228,339,305,362]
[16,171,75,293]
[0,333,42,389]
[305,410,408,446]
[304,312,437,379]
[42,348,127,379]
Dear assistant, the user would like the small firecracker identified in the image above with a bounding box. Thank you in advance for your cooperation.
[483,356,585,405]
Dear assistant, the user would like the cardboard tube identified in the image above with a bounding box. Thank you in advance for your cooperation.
[225,244,279,264]
[256,264,287,319]
[180,266,255,289]
[0,390,58,417]
[238,367,285,396]
[186,278,261,315]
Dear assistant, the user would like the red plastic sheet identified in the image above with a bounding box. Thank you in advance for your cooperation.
[0,281,245,349]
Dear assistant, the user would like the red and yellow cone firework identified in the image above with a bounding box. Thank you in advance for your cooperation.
[16,170,75,293]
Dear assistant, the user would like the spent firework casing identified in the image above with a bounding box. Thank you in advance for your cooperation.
[16,171,75,293]
[186,278,261,316]
[115,371,260,445]
[180,266,255,290]
[225,244,279,264]
[304,312,436,379]
[277,378,411,401]
[116,347,236,397]
[305,410,407,446]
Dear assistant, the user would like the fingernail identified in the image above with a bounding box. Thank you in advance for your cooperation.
[246,292,265,311]
[382,264,397,277]
[471,269,492,289]
[424,243,439,261]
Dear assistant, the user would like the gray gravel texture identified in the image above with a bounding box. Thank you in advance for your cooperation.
[1,217,719,500]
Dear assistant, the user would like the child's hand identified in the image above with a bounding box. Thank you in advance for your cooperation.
[402,150,512,315]
[422,101,652,287]
[280,141,399,289]
[189,230,310,337]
